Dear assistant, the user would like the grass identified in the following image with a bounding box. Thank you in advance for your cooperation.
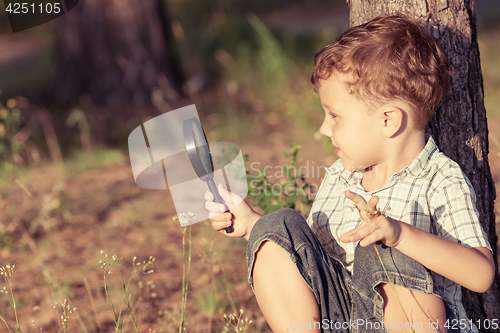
[0,224,255,332]
[62,148,124,175]
[0,163,259,332]
[178,225,192,333]
[0,146,124,184]
[0,264,20,333]
[209,14,328,145]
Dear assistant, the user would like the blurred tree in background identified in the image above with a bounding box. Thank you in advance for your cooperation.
[54,0,184,109]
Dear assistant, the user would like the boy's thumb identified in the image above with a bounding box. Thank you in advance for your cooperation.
[217,183,230,199]
[217,183,243,207]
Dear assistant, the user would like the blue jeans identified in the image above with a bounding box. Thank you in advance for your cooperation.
[246,208,439,333]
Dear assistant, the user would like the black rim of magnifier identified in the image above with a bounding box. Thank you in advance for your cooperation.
[183,117,213,179]
[183,117,234,233]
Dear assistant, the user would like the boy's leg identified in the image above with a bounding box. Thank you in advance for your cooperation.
[247,208,352,332]
[352,242,446,333]
[253,241,320,332]
[380,283,447,332]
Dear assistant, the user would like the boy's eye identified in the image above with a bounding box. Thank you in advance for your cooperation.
[329,112,336,119]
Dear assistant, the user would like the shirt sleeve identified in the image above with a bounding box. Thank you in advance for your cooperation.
[428,162,492,251]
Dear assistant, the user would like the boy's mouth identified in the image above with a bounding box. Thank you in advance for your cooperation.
[336,148,341,156]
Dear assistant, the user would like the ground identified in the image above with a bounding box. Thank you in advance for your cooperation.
[1,115,499,333]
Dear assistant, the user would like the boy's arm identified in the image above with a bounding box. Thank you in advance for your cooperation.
[341,190,495,293]
[395,222,494,293]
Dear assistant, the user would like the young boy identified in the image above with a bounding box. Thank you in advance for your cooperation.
[206,15,494,332]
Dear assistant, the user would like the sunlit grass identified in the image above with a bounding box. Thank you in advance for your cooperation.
[62,147,124,175]
[0,147,124,185]
[201,13,336,145]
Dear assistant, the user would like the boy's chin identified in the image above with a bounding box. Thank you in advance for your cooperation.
[341,160,367,172]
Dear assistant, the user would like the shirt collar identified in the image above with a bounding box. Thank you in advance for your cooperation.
[399,135,437,178]
[324,135,438,186]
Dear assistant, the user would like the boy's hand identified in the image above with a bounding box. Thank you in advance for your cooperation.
[205,184,261,240]
[340,190,403,247]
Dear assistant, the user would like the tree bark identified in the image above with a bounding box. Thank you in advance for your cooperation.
[347,0,500,330]
[55,0,184,109]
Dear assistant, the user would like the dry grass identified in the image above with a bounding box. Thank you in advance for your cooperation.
[0,155,267,332]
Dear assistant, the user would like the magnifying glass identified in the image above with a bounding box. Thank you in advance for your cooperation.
[183,117,234,233]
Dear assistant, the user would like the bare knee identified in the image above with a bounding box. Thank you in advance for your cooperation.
[380,283,447,333]
[253,240,301,297]
[253,241,320,332]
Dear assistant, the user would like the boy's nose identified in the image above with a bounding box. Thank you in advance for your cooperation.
[319,119,332,137]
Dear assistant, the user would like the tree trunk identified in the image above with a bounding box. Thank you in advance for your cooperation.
[347,0,500,330]
[55,0,184,109]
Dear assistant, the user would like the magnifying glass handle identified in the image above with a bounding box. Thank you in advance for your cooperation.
[207,181,234,233]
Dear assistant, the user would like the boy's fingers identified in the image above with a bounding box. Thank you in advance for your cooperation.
[345,190,366,206]
[340,224,364,242]
[362,196,381,221]
[217,183,244,208]
[345,190,369,221]
[345,191,382,221]
[208,212,233,233]
[353,223,375,240]
[342,222,382,244]
[205,201,227,213]
[208,211,231,220]
[366,196,380,211]
[212,222,233,233]
[356,223,386,246]
[205,190,215,201]
[217,183,232,204]
[345,191,369,213]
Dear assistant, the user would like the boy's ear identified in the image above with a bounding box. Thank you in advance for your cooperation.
[380,105,404,138]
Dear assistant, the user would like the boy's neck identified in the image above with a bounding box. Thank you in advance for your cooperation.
[361,131,426,192]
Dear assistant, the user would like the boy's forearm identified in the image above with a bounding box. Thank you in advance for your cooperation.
[394,220,495,293]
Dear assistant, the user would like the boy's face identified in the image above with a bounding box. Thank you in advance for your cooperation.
[318,74,383,172]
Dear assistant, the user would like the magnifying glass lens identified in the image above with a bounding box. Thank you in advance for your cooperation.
[192,123,213,174]
[184,117,234,234]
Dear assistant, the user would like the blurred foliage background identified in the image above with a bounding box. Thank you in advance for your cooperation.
[0,0,498,172]
[0,0,350,175]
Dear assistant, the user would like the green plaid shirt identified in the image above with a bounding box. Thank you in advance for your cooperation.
[307,136,491,328]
